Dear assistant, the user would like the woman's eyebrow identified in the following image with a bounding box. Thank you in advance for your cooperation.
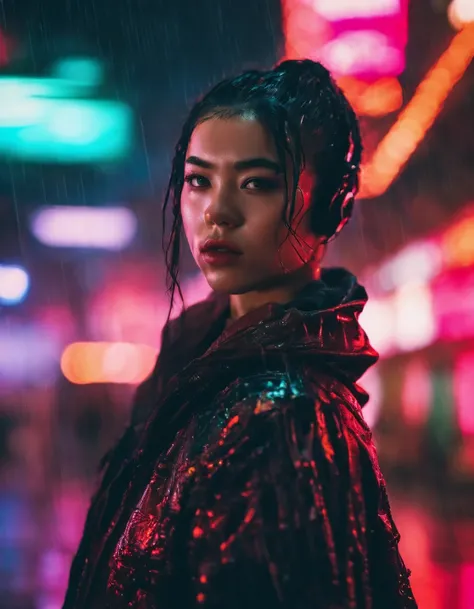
[185,155,282,173]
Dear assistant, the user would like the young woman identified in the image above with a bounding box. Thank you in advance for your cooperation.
[63,60,417,609]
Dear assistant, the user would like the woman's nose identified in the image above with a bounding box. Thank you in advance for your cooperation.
[204,187,243,228]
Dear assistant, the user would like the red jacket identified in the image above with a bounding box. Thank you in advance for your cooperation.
[63,268,417,609]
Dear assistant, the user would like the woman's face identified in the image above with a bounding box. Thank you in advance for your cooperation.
[181,114,319,295]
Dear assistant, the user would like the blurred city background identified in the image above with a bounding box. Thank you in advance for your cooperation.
[0,0,473,607]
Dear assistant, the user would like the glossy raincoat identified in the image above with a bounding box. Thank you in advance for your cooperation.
[62,268,417,609]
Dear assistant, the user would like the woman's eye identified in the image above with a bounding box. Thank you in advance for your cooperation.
[184,174,210,189]
[243,178,279,191]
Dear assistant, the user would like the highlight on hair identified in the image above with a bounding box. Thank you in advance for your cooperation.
[161,59,363,319]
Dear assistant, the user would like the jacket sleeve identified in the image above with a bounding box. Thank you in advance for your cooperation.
[62,323,174,609]
[171,377,417,609]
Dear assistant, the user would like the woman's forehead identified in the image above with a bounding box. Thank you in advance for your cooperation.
[187,115,278,162]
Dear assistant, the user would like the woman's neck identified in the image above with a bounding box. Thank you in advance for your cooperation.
[229,264,320,321]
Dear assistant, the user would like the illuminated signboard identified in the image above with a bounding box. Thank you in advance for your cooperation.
[283,0,408,79]
[0,58,133,163]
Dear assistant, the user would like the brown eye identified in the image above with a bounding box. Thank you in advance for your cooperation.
[184,174,210,188]
[242,177,280,191]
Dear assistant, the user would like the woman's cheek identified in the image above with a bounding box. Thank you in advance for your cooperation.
[181,204,198,256]
[181,195,198,227]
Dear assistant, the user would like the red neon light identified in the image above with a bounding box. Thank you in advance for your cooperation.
[454,352,474,436]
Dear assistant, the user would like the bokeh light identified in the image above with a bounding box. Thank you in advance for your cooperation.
[448,0,474,30]
[0,264,30,305]
[60,342,157,385]
[314,0,402,20]
[31,206,138,250]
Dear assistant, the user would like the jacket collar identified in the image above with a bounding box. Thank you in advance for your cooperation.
[188,267,379,387]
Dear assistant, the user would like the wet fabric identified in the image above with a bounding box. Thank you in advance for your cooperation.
[62,268,417,609]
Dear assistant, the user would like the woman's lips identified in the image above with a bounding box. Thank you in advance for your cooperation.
[199,238,243,266]
[200,250,243,266]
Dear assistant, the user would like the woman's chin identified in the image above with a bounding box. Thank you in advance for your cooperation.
[202,270,257,295]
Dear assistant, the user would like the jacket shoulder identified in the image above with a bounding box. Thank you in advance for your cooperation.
[212,370,368,430]
[192,369,373,472]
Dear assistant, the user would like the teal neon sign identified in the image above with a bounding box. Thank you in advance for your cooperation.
[0,58,133,163]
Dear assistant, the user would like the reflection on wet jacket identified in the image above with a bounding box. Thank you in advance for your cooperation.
[63,268,418,609]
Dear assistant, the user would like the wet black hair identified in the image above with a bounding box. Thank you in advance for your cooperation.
[162,59,362,316]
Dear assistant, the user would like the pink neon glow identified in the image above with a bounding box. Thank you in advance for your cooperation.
[359,297,396,357]
[373,240,442,293]
[89,272,211,344]
[402,358,432,426]
[393,283,436,352]
[454,352,474,435]
[31,206,137,250]
[283,0,408,78]
[460,563,474,609]
[90,289,166,345]
[361,282,435,357]
[314,0,401,20]
[321,30,404,76]
[432,267,474,341]
[359,367,382,428]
